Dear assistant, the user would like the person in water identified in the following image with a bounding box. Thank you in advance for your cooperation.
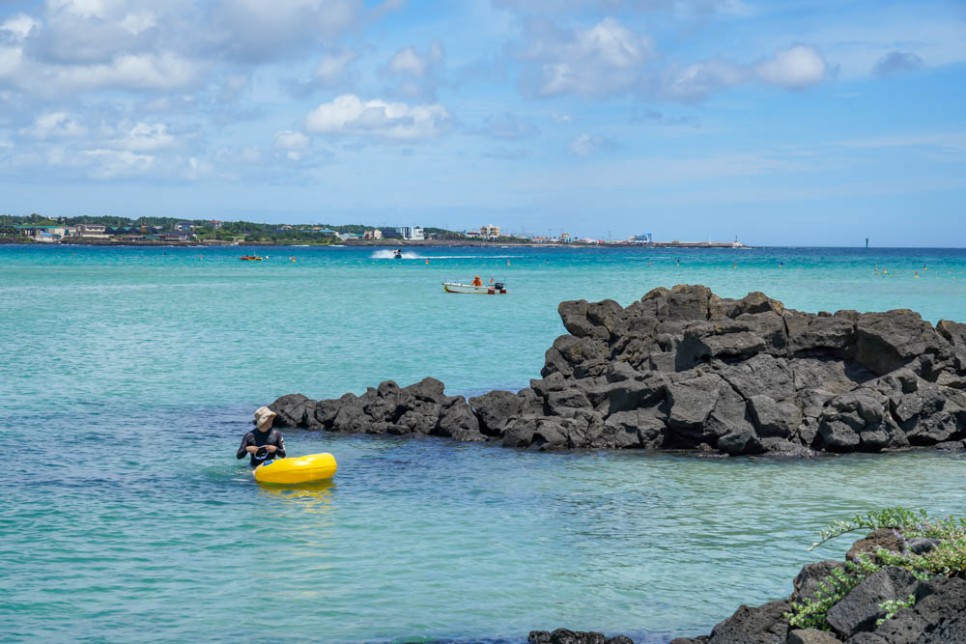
[237,406,286,467]
[471,275,483,287]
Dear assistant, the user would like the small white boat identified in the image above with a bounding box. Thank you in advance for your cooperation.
[443,281,508,294]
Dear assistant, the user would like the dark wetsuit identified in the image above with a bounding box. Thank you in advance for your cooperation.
[237,429,286,467]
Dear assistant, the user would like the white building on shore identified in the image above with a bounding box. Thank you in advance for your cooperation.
[396,226,424,241]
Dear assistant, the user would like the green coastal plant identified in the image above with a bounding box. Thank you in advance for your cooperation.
[876,594,916,627]
[876,536,966,576]
[808,507,928,550]
[787,558,878,630]
[786,508,966,632]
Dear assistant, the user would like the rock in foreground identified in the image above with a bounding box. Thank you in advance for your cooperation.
[269,285,966,456]
[669,513,966,644]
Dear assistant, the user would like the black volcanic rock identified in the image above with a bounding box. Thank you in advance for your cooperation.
[268,285,966,456]
[674,531,966,644]
[528,629,633,644]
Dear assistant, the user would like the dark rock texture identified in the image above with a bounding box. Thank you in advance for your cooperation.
[678,538,966,644]
[269,285,966,457]
[706,599,791,643]
[825,567,919,638]
[528,629,634,644]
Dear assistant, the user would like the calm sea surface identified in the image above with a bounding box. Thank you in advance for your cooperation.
[1,244,964,643]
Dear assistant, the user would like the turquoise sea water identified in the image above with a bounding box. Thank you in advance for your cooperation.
[2,244,965,643]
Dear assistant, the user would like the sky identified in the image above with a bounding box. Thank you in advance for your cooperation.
[0,0,964,246]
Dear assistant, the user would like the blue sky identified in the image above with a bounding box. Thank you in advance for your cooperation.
[0,0,964,246]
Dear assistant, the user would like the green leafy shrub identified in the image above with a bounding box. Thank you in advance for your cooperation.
[786,508,966,631]
[876,594,916,627]
[787,557,878,630]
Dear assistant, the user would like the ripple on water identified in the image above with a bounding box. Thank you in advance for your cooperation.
[5,246,966,641]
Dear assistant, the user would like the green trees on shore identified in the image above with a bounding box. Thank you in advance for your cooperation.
[0,214,487,245]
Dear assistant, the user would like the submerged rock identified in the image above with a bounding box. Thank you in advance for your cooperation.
[528,629,634,644]
[269,285,966,456]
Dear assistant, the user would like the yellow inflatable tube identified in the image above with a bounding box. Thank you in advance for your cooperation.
[254,453,338,484]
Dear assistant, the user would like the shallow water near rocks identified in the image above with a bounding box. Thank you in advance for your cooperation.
[2,244,965,642]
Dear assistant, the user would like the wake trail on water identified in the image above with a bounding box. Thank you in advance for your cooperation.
[371,250,420,260]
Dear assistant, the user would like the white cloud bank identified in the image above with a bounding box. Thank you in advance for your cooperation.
[518,17,655,98]
[515,16,827,101]
[662,45,827,101]
[305,94,450,141]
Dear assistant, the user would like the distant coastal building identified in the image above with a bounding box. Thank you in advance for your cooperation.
[16,224,76,242]
[465,224,502,240]
[363,229,383,241]
[75,224,110,239]
[157,231,194,243]
[396,226,424,241]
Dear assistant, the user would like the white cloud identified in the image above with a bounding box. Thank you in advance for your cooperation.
[661,58,746,101]
[0,45,22,79]
[43,52,200,92]
[118,11,157,36]
[275,130,309,150]
[315,48,359,86]
[0,0,367,100]
[83,148,155,178]
[569,133,615,157]
[305,94,451,141]
[517,17,654,97]
[274,129,310,160]
[30,1,182,66]
[1,13,38,40]
[22,111,87,139]
[47,0,110,20]
[116,122,175,151]
[183,155,214,180]
[210,0,362,62]
[0,14,34,80]
[382,41,445,100]
[774,11,966,82]
[756,45,827,89]
[389,48,428,77]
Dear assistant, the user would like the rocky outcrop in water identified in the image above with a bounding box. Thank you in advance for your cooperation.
[268,285,966,456]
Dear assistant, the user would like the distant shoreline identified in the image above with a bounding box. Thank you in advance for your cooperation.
[0,237,750,249]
